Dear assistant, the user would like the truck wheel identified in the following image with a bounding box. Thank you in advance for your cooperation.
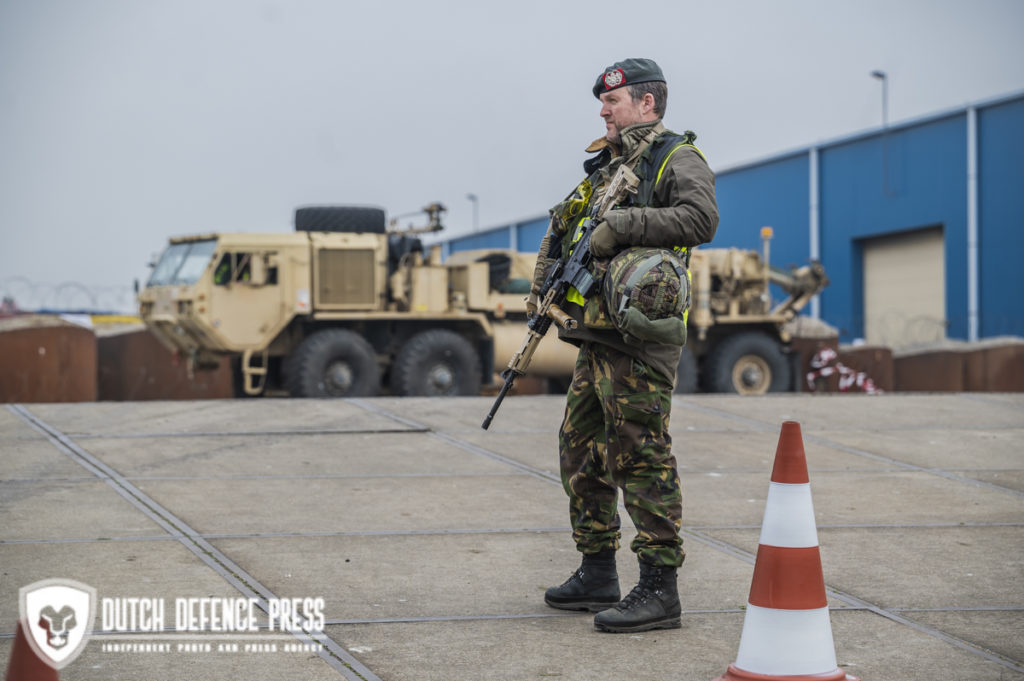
[390,329,482,397]
[285,329,381,397]
[704,332,790,395]
[294,206,387,234]
[673,347,698,394]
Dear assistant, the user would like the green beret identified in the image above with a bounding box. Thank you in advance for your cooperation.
[593,58,666,98]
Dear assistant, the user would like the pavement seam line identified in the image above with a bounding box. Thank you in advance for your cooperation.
[348,398,561,484]
[67,427,430,439]
[673,396,1024,499]
[5,404,382,681]
[6,521,1022,545]
[343,400,1024,674]
[2,527,573,545]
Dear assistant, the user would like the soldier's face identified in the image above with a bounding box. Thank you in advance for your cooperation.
[599,88,651,142]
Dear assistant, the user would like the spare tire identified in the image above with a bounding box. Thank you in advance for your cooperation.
[295,206,387,234]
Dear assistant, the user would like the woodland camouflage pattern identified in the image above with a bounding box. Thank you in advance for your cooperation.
[559,341,684,567]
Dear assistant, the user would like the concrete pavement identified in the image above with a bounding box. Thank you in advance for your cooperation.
[1,393,1022,680]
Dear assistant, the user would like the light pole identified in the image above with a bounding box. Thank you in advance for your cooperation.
[466,193,479,232]
[870,70,888,129]
[871,70,891,195]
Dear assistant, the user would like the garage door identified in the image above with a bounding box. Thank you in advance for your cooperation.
[862,227,946,349]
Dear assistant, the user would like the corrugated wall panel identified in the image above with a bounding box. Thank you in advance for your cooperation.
[715,153,811,304]
[820,114,967,341]
[978,97,1024,337]
[715,152,810,265]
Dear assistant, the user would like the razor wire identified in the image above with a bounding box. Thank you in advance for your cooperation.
[0,277,137,314]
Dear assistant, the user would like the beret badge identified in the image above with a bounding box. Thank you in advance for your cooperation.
[603,69,625,90]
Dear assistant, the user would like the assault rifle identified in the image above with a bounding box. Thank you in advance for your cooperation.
[481,165,639,430]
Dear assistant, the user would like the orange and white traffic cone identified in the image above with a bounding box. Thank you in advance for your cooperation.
[5,620,59,681]
[713,421,859,681]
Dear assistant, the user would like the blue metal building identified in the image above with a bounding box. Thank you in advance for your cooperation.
[442,91,1024,345]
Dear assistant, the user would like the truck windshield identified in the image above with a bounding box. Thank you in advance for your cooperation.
[147,240,218,286]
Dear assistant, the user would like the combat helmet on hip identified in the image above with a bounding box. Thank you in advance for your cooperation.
[604,247,689,346]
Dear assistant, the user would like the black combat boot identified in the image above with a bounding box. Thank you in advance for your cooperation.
[593,561,680,633]
[544,549,620,612]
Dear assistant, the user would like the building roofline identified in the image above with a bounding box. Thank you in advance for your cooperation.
[434,89,1024,242]
[715,88,1024,176]
[426,211,550,244]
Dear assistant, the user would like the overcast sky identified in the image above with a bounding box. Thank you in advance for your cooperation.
[2,0,1023,312]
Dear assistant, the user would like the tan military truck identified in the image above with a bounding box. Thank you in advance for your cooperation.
[138,204,575,398]
[139,208,826,397]
[682,229,829,394]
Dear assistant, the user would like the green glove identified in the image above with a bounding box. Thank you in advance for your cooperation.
[589,220,619,258]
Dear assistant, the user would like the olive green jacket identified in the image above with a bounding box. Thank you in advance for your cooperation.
[553,120,719,383]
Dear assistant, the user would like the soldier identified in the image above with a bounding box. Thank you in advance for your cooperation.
[533,58,718,632]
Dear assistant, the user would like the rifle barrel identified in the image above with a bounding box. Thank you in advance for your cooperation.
[481,373,516,430]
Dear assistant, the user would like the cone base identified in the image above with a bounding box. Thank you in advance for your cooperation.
[5,620,59,681]
[712,663,859,681]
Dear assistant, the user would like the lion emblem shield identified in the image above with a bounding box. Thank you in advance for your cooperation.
[20,579,96,670]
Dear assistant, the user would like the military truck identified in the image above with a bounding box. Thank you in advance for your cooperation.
[683,228,829,394]
[138,208,827,397]
[138,204,576,398]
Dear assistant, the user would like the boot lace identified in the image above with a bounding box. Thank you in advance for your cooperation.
[557,567,585,588]
[616,570,662,611]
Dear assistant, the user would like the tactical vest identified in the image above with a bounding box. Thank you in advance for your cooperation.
[565,130,705,340]
[631,130,705,213]
[630,129,704,330]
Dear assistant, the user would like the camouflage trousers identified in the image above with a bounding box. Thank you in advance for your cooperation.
[558,342,684,568]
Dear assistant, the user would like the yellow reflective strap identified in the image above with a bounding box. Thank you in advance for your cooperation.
[655,143,706,188]
[571,217,587,245]
[683,267,692,325]
[566,217,589,306]
[565,218,589,305]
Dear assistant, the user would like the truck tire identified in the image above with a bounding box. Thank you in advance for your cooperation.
[390,329,482,397]
[285,329,381,397]
[703,332,790,395]
[294,206,387,234]
[673,347,698,394]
